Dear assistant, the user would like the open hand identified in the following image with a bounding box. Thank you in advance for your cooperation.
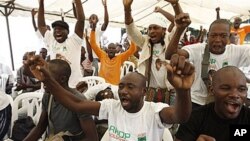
[166,54,195,89]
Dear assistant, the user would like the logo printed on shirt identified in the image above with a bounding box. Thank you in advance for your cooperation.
[137,133,146,141]
[109,125,131,140]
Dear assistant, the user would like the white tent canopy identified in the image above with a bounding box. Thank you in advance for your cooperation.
[0,0,250,70]
[1,0,250,29]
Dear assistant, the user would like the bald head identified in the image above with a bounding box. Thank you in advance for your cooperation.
[121,72,147,88]
[212,66,246,87]
[48,59,71,82]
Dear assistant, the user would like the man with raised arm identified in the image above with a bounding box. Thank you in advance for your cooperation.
[123,0,189,105]
[27,53,194,141]
[37,0,85,88]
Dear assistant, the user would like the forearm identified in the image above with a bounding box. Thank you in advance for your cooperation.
[23,126,46,141]
[101,5,109,31]
[86,37,94,62]
[75,0,84,21]
[124,7,133,25]
[74,0,85,37]
[37,0,46,28]
[174,89,191,123]
[159,9,175,24]
[171,2,183,15]
[166,28,185,59]
[31,15,37,31]
[72,2,77,18]
[90,31,103,57]
[216,11,220,20]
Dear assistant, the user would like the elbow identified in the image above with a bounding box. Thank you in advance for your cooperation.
[178,112,191,123]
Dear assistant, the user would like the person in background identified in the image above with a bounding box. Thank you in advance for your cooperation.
[230,17,250,45]
[89,22,136,85]
[73,0,109,76]
[15,52,41,93]
[39,47,48,60]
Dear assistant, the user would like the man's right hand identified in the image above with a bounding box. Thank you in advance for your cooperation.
[196,134,216,141]
[27,55,48,81]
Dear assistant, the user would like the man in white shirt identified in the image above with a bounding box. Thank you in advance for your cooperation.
[27,53,195,141]
[37,0,85,88]
[123,0,185,104]
[166,18,250,109]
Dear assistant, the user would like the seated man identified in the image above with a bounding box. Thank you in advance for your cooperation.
[24,59,98,141]
[175,66,250,141]
[15,52,41,93]
[27,53,194,141]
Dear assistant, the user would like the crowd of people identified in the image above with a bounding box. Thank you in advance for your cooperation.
[1,0,250,141]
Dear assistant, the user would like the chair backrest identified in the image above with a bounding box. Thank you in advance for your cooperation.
[10,91,43,137]
[78,76,106,89]
[0,73,9,92]
[120,61,136,79]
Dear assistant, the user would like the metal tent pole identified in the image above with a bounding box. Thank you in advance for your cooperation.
[0,2,15,70]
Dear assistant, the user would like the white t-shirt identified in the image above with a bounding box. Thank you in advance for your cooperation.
[44,31,83,88]
[149,43,170,88]
[183,43,250,105]
[99,99,171,141]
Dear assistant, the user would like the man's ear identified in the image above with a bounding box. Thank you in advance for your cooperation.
[142,88,147,96]
[209,85,215,96]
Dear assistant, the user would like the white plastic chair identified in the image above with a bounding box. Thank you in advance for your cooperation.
[92,66,96,76]
[120,61,136,79]
[10,91,43,137]
[78,76,106,89]
[0,73,9,92]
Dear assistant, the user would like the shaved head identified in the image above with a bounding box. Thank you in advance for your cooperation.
[212,66,246,87]
[121,72,147,88]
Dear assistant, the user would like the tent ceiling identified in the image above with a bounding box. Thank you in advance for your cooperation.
[0,0,250,29]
